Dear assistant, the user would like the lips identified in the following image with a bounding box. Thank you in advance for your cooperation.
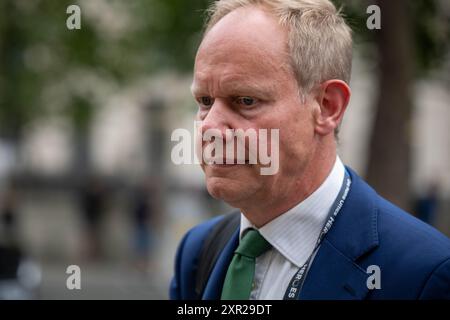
[206,159,250,165]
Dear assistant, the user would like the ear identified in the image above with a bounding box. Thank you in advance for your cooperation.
[313,80,351,136]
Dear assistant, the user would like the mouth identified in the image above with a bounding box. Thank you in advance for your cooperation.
[203,156,251,165]
[208,159,251,166]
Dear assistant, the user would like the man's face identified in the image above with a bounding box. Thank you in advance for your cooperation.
[191,6,318,209]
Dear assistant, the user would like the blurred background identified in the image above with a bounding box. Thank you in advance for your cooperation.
[0,0,449,299]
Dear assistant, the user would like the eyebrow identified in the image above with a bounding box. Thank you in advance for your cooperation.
[190,82,202,95]
[190,79,276,99]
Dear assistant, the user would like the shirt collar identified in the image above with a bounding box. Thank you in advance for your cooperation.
[240,156,346,267]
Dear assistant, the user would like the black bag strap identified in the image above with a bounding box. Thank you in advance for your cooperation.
[195,211,240,298]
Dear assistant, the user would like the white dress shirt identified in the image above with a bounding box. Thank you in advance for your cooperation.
[239,156,346,300]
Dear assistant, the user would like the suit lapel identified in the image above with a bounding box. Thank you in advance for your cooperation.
[202,228,240,300]
[299,167,380,300]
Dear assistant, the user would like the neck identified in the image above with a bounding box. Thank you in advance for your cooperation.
[240,144,337,228]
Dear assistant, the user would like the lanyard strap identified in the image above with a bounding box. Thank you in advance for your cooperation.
[283,170,352,300]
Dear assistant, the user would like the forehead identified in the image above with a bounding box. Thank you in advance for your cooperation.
[193,6,291,88]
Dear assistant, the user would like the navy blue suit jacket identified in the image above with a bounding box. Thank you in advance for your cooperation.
[170,168,450,299]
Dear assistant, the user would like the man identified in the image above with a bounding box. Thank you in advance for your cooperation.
[170,0,450,300]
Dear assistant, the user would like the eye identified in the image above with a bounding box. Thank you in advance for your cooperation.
[197,96,214,108]
[235,96,257,107]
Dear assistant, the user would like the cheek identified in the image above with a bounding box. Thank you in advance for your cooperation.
[278,108,315,157]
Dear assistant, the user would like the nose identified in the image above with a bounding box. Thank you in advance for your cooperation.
[200,98,233,137]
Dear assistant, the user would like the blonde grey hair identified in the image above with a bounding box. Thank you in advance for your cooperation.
[204,0,353,94]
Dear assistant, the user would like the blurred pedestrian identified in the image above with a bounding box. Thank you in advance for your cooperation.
[130,178,156,271]
[0,179,20,247]
[79,175,108,261]
[415,182,439,226]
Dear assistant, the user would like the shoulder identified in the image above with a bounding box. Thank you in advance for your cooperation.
[169,214,228,300]
[373,197,450,298]
[345,167,450,261]
[377,196,450,296]
[179,215,226,258]
[376,195,450,261]
[342,168,450,298]
[365,186,450,298]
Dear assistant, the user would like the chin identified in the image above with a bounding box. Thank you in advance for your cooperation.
[206,176,254,207]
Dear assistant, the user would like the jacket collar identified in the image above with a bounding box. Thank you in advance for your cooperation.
[202,167,379,300]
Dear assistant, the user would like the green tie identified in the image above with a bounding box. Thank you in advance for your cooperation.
[221,229,272,300]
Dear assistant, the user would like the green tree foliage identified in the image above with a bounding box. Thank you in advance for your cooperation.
[0,0,209,139]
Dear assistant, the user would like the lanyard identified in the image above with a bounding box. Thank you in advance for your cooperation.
[283,170,352,300]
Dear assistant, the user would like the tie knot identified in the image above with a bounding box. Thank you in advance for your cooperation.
[235,229,271,258]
